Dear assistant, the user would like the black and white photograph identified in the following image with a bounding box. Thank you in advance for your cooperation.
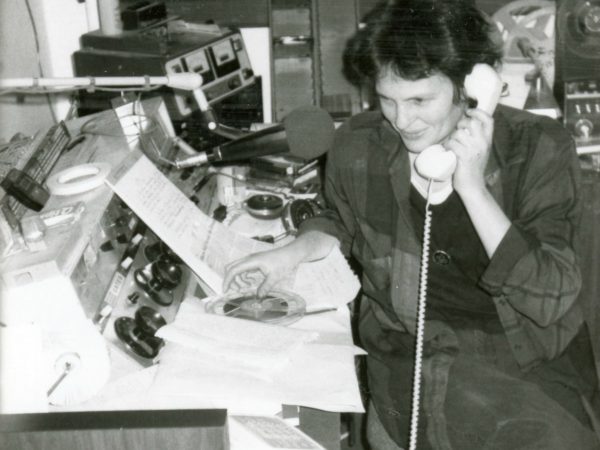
[0,1,599,449]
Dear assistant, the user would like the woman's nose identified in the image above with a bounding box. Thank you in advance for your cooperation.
[394,104,414,129]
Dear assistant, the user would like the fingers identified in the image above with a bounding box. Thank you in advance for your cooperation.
[453,128,472,145]
[456,116,470,130]
[457,112,485,135]
[449,110,491,157]
[445,128,471,154]
[222,247,299,296]
[465,108,494,138]
[457,109,493,128]
[224,261,278,298]
[257,274,278,298]
[466,107,493,123]
[444,138,461,155]
[228,270,264,292]
[223,257,263,292]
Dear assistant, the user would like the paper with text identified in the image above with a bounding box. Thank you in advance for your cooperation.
[106,152,360,306]
[106,152,270,294]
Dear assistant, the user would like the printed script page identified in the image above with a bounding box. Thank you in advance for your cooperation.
[105,151,360,306]
[106,152,270,294]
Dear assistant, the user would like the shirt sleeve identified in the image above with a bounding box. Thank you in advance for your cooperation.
[479,121,582,327]
[298,124,357,256]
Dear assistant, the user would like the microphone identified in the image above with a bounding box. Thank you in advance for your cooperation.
[175,106,335,169]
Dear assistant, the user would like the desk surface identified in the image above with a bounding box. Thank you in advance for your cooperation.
[0,99,361,450]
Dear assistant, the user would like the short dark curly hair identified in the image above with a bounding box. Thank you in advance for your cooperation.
[343,0,503,95]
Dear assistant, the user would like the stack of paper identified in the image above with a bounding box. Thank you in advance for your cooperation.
[149,297,365,414]
[156,297,318,378]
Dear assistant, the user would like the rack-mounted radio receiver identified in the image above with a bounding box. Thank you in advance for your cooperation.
[74,25,255,120]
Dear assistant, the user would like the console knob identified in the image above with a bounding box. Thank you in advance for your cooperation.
[228,77,241,90]
[575,119,594,140]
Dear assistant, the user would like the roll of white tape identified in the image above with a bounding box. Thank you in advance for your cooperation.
[46,163,111,197]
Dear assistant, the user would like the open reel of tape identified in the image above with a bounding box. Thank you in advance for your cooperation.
[492,0,555,64]
[225,193,322,243]
[244,194,285,219]
[205,289,306,326]
[281,198,321,235]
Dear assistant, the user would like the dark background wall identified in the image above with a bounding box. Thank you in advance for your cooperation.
[155,0,524,120]
[160,0,518,27]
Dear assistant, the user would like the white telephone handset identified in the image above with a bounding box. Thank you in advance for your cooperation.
[407,64,503,450]
[414,63,503,182]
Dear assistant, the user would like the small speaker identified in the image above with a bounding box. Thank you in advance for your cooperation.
[554,0,600,100]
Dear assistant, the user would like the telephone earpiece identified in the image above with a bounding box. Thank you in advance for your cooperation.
[414,64,503,182]
[463,63,503,116]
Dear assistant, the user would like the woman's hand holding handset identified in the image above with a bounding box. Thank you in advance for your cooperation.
[414,64,503,189]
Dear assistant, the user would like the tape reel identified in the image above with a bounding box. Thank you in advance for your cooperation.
[206,289,306,326]
[281,199,320,234]
[492,0,555,63]
[244,194,285,219]
[46,163,111,196]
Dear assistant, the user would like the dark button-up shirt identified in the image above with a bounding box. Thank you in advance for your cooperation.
[301,104,583,370]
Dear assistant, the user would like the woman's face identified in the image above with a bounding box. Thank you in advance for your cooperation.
[375,68,465,154]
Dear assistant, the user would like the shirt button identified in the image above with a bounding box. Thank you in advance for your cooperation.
[433,250,451,265]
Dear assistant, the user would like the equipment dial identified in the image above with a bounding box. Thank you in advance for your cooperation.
[581,4,600,33]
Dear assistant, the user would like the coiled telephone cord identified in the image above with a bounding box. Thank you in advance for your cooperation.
[409,180,433,450]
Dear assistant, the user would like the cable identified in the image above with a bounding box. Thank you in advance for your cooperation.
[0,85,164,96]
[409,180,433,450]
[80,113,158,137]
[23,0,58,124]
[79,109,180,168]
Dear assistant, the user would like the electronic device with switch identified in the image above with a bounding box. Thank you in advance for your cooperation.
[555,0,600,153]
[73,21,256,121]
[0,98,201,372]
[560,80,600,154]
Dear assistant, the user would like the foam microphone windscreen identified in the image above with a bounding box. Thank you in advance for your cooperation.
[180,106,337,167]
[282,106,336,160]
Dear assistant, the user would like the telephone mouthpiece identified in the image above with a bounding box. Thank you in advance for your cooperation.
[414,144,457,181]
